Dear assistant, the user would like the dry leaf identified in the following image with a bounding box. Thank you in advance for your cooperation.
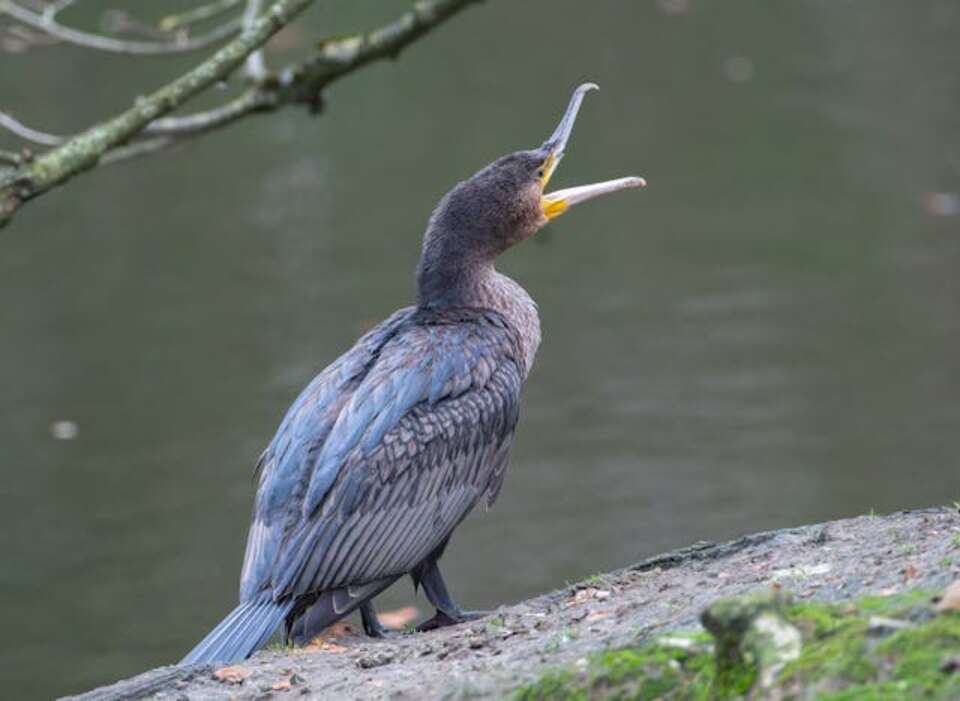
[213,665,252,685]
[379,606,420,629]
[585,608,610,622]
[904,563,919,580]
[566,588,599,607]
[937,580,960,613]
[325,621,355,637]
[304,621,354,652]
[304,636,348,653]
[305,621,354,648]
[271,678,293,691]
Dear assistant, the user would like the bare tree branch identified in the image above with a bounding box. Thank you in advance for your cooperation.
[100,10,185,42]
[1,0,315,226]
[159,0,243,32]
[274,0,484,106]
[0,0,242,55]
[104,91,275,163]
[278,0,483,109]
[101,136,177,165]
[1,19,60,53]
[145,90,275,136]
[0,0,485,230]
[0,110,63,145]
[42,0,76,22]
[0,149,23,166]
[0,80,272,146]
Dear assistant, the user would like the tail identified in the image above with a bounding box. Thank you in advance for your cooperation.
[180,597,292,666]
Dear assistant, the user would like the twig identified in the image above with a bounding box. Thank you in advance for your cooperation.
[160,0,243,32]
[276,0,484,105]
[0,149,22,166]
[145,90,276,136]
[2,21,61,51]
[101,136,177,165]
[0,0,485,229]
[56,93,273,166]
[1,83,273,147]
[100,10,178,42]
[0,110,63,145]
[50,92,276,169]
[42,0,75,21]
[1,0,315,226]
[0,0,243,55]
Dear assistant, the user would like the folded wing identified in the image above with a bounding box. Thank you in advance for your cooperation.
[240,307,525,604]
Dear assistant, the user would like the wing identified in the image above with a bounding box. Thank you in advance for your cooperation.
[240,308,524,603]
[239,306,416,599]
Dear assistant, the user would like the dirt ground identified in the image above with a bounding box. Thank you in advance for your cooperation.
[66,506,960,700]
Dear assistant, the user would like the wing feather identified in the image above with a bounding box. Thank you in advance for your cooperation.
[241,308,524,605]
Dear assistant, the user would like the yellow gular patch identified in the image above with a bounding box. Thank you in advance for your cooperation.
[539,153,559,189]
[541,197,569,220]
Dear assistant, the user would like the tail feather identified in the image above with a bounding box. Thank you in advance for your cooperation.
[181,598,291,666]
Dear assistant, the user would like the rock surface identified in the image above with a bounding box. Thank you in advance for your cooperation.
[65,507,960,700]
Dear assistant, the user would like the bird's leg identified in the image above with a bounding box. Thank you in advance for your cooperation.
[415,559,490,632]
[359,599,389,638]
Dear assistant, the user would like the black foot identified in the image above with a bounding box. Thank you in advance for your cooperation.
[412,558,492,632]
[415,608,490,632]
[360,600,390,638]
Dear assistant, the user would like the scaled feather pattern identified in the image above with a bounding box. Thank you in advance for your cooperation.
[240,306,524,603]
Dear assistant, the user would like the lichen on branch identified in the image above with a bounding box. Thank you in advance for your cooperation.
[0,0,484,231]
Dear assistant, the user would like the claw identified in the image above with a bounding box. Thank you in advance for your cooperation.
[415,609,490,632]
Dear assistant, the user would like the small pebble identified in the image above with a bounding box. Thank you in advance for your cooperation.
[356,651,393,669]
[867,616,911,635]
[937,580,960,612]
[941,655,960,673]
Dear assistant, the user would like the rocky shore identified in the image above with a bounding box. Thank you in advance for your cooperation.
[66,506,960,700]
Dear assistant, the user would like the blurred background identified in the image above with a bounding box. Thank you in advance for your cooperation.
[1,0,958,697]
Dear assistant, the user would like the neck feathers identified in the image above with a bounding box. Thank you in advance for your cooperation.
[416,256,541,375]
[415,247,493,309]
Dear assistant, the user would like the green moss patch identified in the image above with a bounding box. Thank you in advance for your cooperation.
[515,633,714,701]
[514,589,960,700]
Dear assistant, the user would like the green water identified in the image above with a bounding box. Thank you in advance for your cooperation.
[1,1,958,697]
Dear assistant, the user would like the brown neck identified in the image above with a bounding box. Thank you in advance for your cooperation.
[416,253,496,310]
[416,256,541,375]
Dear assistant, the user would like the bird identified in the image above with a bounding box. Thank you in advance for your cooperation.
[181,83,645,665]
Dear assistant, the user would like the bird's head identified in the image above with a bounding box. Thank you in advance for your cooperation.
[422,83,646,263]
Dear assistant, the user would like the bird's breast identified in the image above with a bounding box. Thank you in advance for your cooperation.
[479,272,541,376]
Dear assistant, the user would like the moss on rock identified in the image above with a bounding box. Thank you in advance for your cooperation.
[514,587,960,700]
[516,632,714,701]
[700,589,800,693]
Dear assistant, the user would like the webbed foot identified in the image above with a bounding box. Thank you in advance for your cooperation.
[415,608,490,632]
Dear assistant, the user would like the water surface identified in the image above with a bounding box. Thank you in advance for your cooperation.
[1,1,958,697]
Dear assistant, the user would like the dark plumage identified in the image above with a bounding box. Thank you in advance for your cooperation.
[181,83,644,665]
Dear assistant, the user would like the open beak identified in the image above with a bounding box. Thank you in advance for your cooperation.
[540,83,646,220]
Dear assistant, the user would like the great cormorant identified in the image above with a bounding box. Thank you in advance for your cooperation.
[181,83,644,665]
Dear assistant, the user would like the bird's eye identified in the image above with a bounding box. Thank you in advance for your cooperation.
[537,169,545,179]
